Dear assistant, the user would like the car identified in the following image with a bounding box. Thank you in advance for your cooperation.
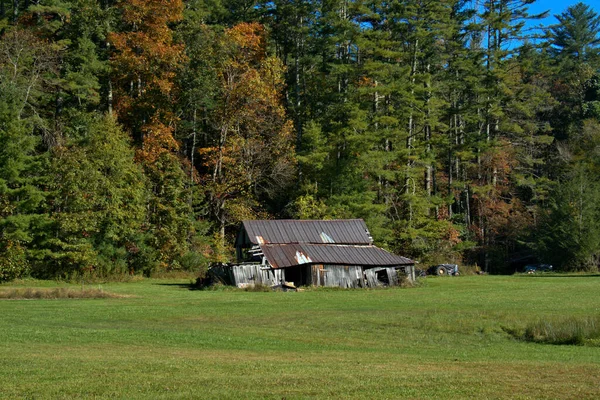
[427,264,459,276]
[523,264,553,274]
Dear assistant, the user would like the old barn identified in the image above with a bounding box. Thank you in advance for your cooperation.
[212,219,415,288]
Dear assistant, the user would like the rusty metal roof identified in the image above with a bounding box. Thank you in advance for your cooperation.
[260,243,414,269]
[238,219,373,246]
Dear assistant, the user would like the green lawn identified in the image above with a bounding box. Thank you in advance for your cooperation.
[1,275,599,399]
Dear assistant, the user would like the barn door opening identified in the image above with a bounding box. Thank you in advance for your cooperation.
[284,266,311,287]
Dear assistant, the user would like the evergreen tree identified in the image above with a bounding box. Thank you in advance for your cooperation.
[536,140,600,272]
[34,115,149,277]
[548,3,600,142]
[550,2,600,66]
[0,28,57,280]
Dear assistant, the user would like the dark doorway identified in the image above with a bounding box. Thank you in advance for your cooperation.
[376,269,389,285]
[284,266,311,287]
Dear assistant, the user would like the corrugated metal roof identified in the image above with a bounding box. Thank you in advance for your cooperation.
[261,243,414,269]
[239,219,372,246]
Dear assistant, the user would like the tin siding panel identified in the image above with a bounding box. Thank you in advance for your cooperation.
[261,243,413,269]
[242,220,372,245]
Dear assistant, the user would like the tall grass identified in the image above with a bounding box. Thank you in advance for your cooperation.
[521,316,600,346]
[0,287,124,299]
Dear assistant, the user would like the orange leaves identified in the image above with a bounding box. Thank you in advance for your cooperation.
[226,23,267,64]
[136,118,180,165]
[357,76,375,88]
[215,24,290,144]
[198,23,295,228]
[446,225,462,246]
[109,0,185,145]
[109,30,184,115]
[110,32,184,81]
[119,0,184,27]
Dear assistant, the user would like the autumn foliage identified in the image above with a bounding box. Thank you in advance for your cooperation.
[1,0,600,280]
[199,23,295,238]
[109,0,194,270]
[109,0,185,141]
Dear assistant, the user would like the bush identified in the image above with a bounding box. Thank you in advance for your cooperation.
[0,241,29,282]
[127,237,160,276]
[178,251,209,273]
[457,264,483,275]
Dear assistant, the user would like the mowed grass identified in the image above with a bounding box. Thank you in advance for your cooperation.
[1,275,600,399]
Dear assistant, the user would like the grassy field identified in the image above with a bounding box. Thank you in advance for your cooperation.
[1,275,599,399]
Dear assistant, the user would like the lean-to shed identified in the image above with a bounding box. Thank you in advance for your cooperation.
[215,219,415,288]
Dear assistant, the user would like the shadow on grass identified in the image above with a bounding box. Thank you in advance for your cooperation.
[154,283,200,291]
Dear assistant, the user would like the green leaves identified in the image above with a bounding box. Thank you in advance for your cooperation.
[37,115,148,277]
[1,0,600,279]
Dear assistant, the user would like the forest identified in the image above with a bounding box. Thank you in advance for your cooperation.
[0,0,599,281]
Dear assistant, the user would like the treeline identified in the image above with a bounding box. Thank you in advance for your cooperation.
[0,0,599,281]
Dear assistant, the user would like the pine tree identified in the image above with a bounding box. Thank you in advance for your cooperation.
[550,2,600,66]
[461,0,546,271]
[0,28,57,280]
[22,0,116,140]
[536,150,600,271]
[35,115,148,277]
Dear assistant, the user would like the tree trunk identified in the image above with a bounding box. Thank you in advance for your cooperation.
[294,17,303,150]
[424,63,432,198]
[189,109,197,206]
[406,38,418,194]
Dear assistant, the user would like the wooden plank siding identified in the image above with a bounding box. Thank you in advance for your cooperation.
[225,264,414,289]
[230,265,284,287]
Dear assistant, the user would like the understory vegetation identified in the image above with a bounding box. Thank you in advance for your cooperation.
[1,1,600,280]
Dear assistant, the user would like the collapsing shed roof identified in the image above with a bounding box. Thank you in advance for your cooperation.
[237,219,373,246]
[260,243,414,269]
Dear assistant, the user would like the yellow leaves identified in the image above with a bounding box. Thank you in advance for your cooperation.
[119,0,184,28]
[110,0,186,139]
[357,76,375,88]
[109,30,184,93]
[216,26,290,139]
[190,22,295,231]
[136,118,180,165]
[226,22,267,63]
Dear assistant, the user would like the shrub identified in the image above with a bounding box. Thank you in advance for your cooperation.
[0,241,29,282]
[178,251,209,273]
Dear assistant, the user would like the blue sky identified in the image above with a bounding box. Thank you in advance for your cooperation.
[527,1,600,28]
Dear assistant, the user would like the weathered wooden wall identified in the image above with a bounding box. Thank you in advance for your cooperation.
[310,265,364,288]
[231,264,284,287]
[405,265,415,282]
[218,263,415,288]
[311,265,413,288]
[364,267,397,287]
